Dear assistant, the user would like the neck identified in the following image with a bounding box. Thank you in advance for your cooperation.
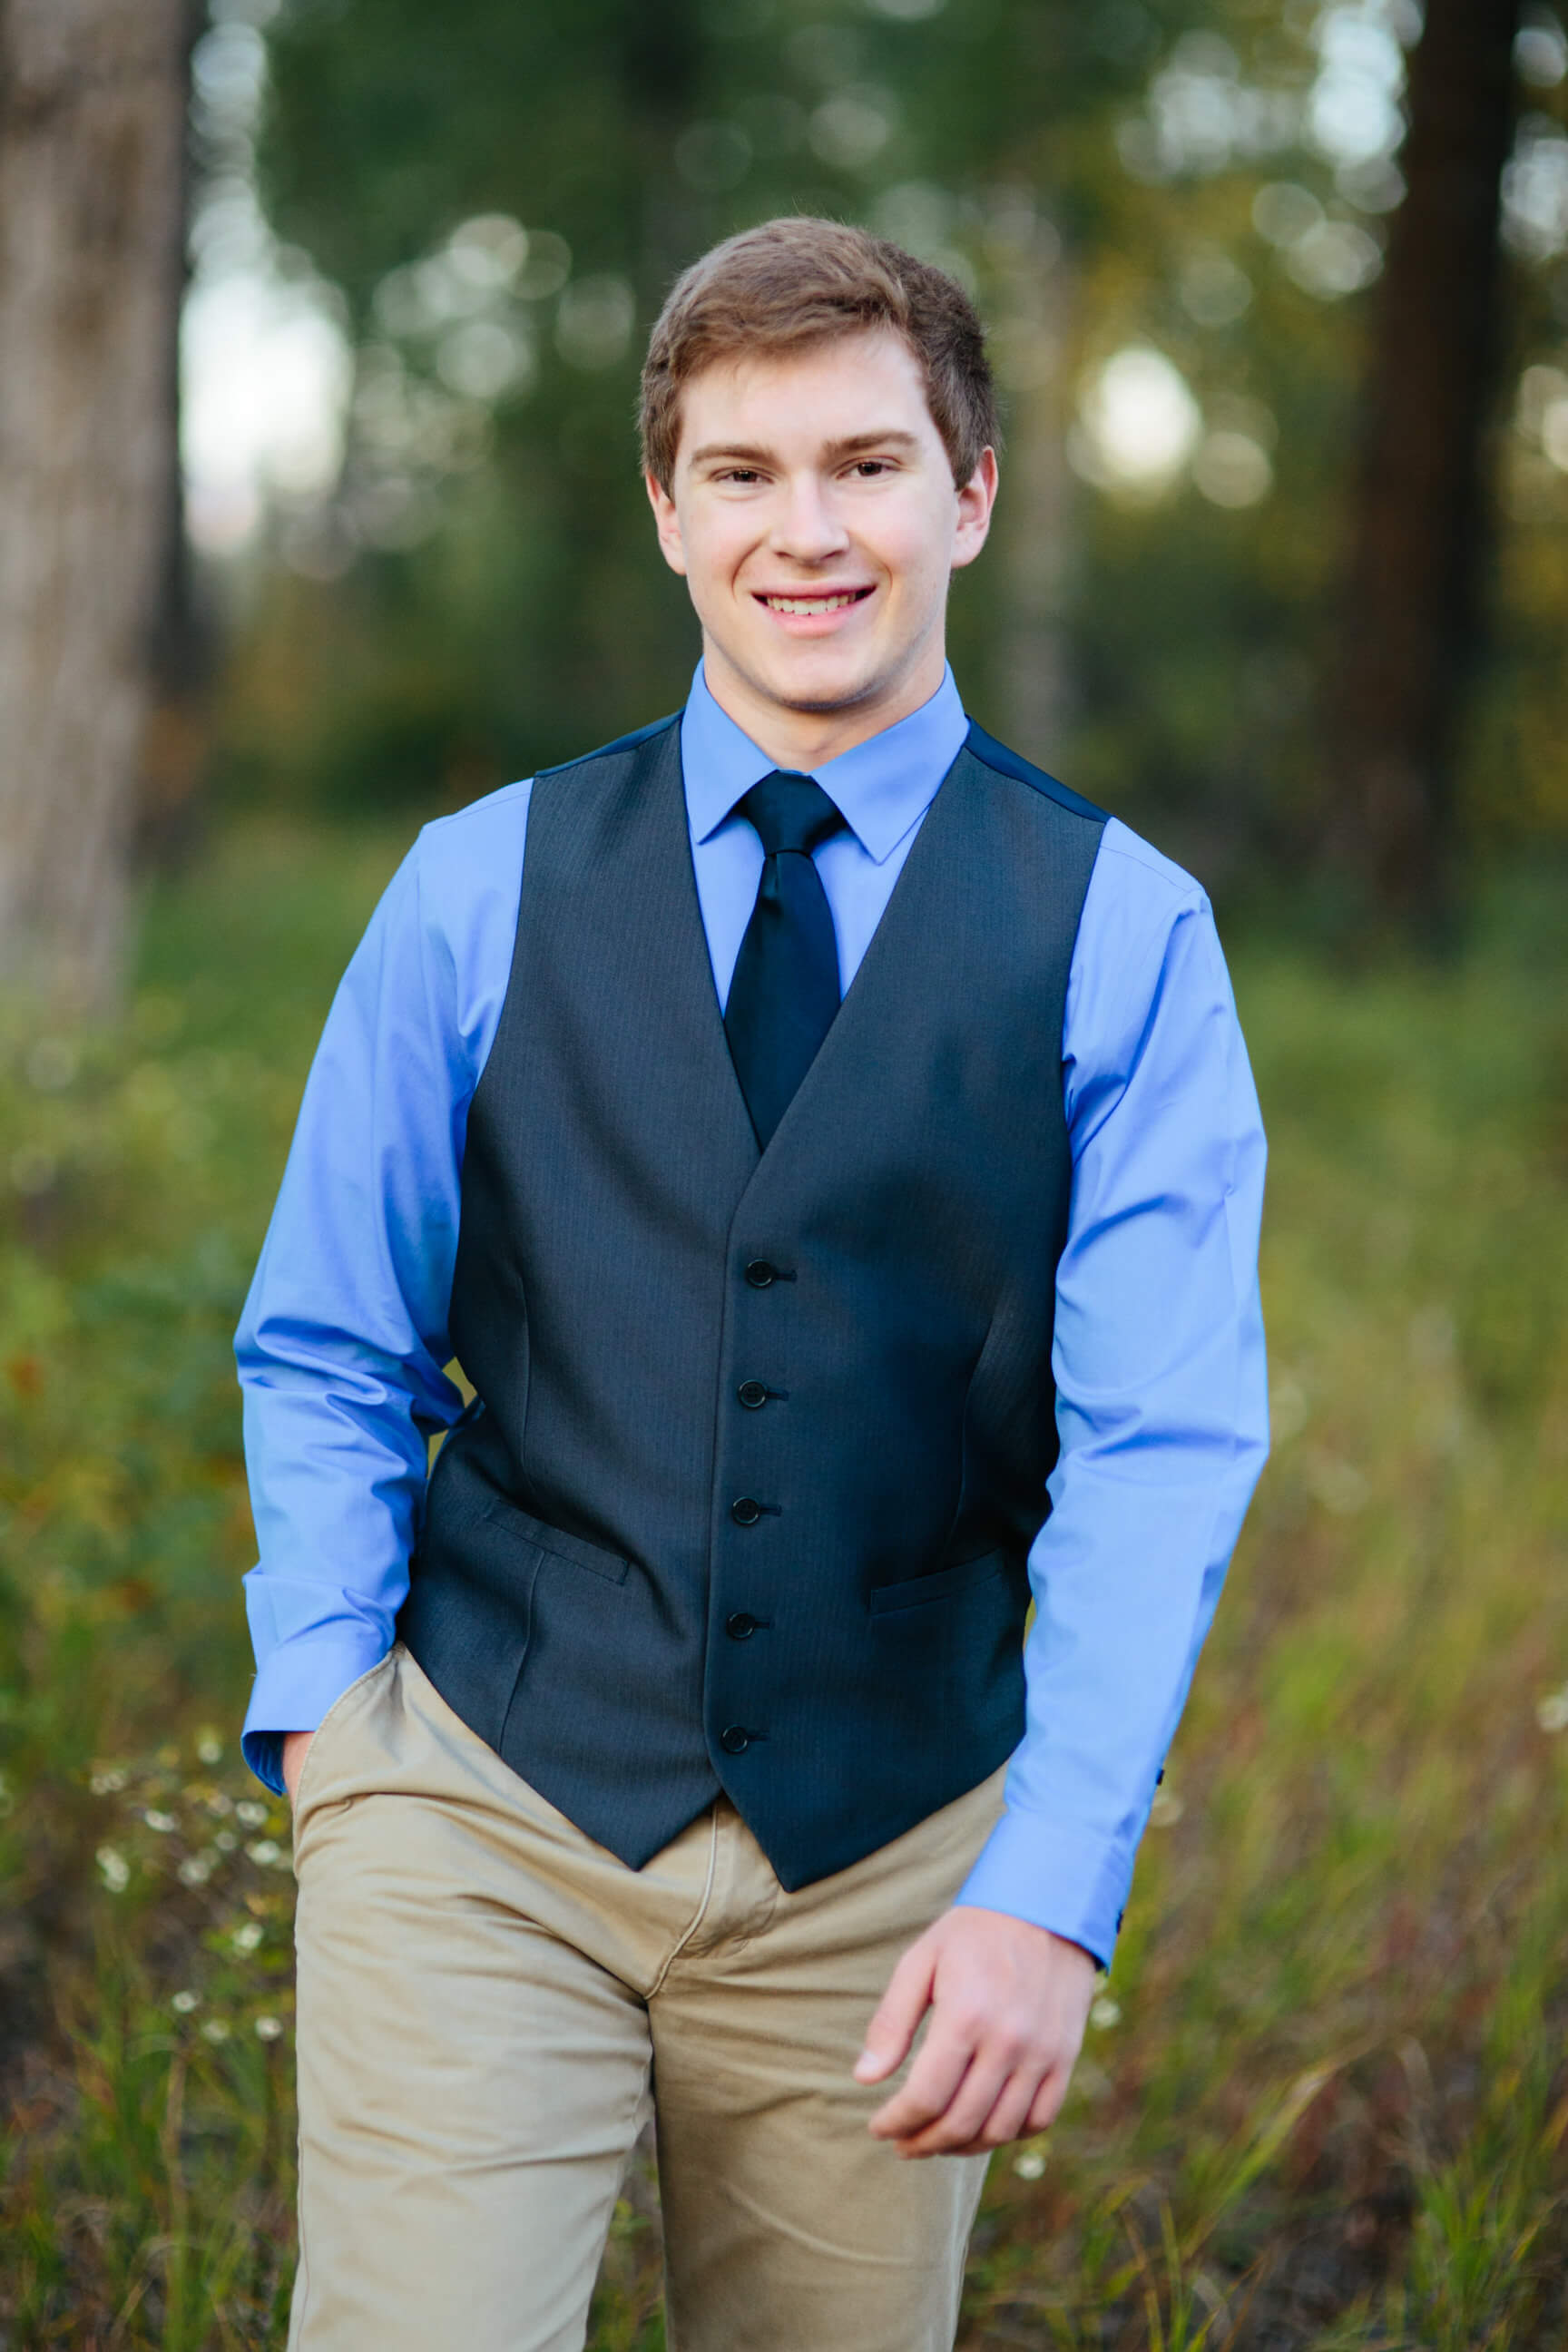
[700,636,947,769]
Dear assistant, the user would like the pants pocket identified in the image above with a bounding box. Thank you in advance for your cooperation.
[291,1650,397,1828]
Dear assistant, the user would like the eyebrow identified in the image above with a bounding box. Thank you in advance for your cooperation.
[687,428,923,469]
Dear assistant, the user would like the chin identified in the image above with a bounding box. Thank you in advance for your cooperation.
[755,653,887,715]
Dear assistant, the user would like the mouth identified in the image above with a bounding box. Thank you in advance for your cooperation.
[754,586,875,617]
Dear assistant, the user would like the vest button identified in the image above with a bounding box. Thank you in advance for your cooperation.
[720,1724,752,1755]
[737,1380,769,1409]
[726,1612,759,1640]
[730,1496,762,1527]
[744,1260,776,1289]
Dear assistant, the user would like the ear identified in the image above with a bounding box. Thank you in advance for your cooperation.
[645,471,689,576]
[951,446,999,573]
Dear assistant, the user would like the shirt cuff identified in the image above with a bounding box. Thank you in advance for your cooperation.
[953,1804,1134,1972]
[240,1628,392,1792]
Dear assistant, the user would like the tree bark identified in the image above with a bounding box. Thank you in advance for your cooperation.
[1326,0,1522,935]
[0,0,191,1015]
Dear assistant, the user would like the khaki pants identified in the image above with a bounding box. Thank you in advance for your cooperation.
[288,1643,1004,2352]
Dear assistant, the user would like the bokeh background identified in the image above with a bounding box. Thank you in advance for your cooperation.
[2,2,1566,2346]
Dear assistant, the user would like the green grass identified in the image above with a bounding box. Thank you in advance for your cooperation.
[2,821,1565,2348]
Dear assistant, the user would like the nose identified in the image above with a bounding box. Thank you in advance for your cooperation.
[769,472,850,564]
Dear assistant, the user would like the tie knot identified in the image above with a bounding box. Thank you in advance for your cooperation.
[739,771,846,859]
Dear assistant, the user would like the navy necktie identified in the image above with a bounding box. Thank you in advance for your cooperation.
[724,771,848,1148]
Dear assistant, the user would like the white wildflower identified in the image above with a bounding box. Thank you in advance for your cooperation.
[245,1838,285,1867]
[235,1799,268,1828]
[1013,2148,1047,2180]
[213,1829,238,1853]
[253,2014,284,2043]
[1536,1688,1568,1734]
[200,2017,231,2044]
[195,1730,223,1765]
[96,1846,131,1893]
[142,1808,177,1834]
[231,1920,264,1955]
[1089,1996,1122,2031]
[172,1990,201,2014]
[90,1768,128,1796]
[178,1855,214,1887]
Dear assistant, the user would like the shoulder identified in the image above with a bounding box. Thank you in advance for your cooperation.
[1074,818,1217,1027]
[963,722,1108,829]
[961,730,1209,963]
[1067,819,1235,1093]
[404,776,532,923]
[1089,817,1208,933]
[397,710,680,961]
[413,775,534,877]
[534,712,681,780]
[369,780,534,1036]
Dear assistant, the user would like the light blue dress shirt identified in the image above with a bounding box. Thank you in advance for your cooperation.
[236,660,1269,1965]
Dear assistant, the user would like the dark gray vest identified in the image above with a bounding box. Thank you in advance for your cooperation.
[399,715,1105,1888]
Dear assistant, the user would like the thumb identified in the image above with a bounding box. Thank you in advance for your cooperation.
[854,1937,936,2083]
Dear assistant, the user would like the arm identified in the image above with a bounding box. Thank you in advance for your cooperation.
[238,793,528,1793]
[858,830,1269,2153]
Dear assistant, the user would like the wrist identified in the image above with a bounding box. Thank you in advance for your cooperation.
[280,1728,315,1802]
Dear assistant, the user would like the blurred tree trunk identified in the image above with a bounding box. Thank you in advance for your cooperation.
[137,19,211,885]
[622,0,703,309]
[994,231,1076,769]
[1326,0,1522,936]
[0,0,191,1016]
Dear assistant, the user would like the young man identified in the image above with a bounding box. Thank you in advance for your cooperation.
[238,218,1269,2351]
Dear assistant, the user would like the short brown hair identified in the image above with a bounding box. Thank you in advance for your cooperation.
[639,216,999,494]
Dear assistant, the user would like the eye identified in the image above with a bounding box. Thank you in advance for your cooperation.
[849,458,895,478]
[718,467,763,485]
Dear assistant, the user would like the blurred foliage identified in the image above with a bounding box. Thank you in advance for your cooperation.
[191,0,1568,897]
[3,825,1566,2344]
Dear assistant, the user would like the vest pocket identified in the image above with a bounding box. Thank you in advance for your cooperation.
[482,1494,631,1585]
[868,1548,1009,1615]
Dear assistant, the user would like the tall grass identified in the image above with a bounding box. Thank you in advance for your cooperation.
[2,823,1564,2348]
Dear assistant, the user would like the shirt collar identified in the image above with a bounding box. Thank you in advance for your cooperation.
[681,659,970,867]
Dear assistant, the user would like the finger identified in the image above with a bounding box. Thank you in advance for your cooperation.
[854,1940,936,2084]
[972,2063,1045,2151]
[868,2022,976,2138]
[898,2060,1060,2162]
[886,2053,1014,2157]
[1024,2068,1069,2137]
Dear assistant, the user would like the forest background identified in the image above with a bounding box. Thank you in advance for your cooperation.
[2,1,1567,2347]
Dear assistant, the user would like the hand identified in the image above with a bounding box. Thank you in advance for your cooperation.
[854,1906,1097,2159]
[281,1730,315,1804]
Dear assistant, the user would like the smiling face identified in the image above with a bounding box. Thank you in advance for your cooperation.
[646,328,997,768]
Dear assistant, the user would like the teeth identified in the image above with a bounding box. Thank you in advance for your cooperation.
[763,592,865,614]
